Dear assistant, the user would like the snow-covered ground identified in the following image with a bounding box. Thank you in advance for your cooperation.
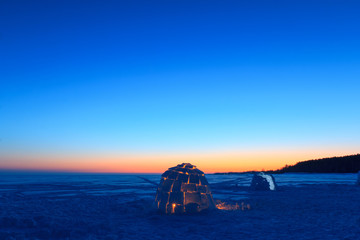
[0,172,359,239]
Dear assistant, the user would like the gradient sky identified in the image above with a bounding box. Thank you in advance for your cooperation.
[1,0,360,173]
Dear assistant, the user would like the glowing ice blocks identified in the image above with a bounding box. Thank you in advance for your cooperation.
[155,163,215,214]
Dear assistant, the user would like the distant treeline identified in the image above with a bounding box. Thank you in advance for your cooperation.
[275,154,360,173]
[213,154,360,175]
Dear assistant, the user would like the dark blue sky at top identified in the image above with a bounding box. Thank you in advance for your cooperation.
[0,0,360,155]
[2,1,360,78]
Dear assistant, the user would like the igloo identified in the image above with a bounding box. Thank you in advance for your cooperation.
[155,163,215,214]
[251,172,277,191]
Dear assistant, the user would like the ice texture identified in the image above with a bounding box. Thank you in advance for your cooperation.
[155,163,215,214]
[0,172,359,240]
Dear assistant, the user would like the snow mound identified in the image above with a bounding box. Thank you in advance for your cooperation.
[357,171,360,185]
[251,172,277,191]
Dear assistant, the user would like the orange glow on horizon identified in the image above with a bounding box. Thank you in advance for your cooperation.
[1,147,358,173]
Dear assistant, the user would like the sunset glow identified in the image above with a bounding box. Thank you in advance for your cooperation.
[1,2,360,240]
[1,146,358,173]
[1,1,360,174]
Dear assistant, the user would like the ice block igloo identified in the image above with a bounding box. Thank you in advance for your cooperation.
[251,172,277,191]
[155,163,216,214]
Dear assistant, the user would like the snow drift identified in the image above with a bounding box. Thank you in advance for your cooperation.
[250,172,277,191]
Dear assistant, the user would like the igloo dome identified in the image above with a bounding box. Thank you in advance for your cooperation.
[155,163,215,214]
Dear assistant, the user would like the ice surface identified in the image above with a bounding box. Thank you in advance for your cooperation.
[0,172,359,239]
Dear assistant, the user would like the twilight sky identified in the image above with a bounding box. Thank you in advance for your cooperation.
[1,0,360,173]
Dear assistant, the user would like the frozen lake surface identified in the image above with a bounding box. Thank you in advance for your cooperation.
[0,172,359,239]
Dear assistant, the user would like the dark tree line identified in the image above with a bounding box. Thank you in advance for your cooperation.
[276,154,360,173]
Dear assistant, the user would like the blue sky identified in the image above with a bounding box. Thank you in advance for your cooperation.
[0,1,359,171]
